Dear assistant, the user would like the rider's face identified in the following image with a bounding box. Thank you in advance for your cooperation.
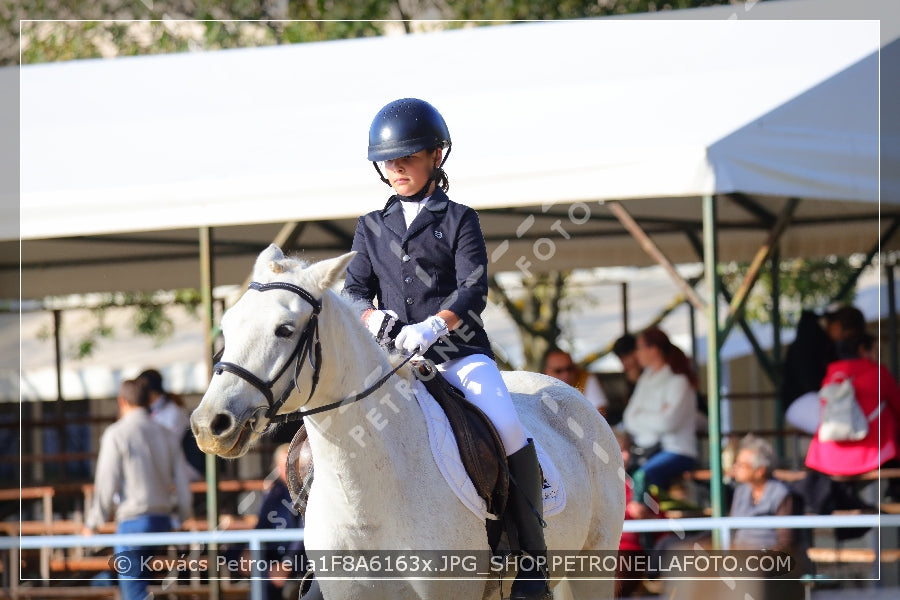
[382,149,440,197]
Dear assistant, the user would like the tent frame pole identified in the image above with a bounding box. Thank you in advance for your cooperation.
[199,226,221,600]
[703,195,725,547]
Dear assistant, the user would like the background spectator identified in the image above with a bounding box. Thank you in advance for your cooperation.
[622,326,698,512]
[804,332,900,484]
[608,333,641,427]
[138,368,204,481]
[542,348,609,417]
[823,304,867,345]
[783,310,836,434]
[785,305,867,434]
[84,379,192,600]
[730,434,795,553]
[613,333,641,395]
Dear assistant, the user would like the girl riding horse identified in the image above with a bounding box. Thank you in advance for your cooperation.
[343,98,551,600]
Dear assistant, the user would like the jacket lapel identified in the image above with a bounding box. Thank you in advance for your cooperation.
[404,190,449,243]
[381,197,407,239]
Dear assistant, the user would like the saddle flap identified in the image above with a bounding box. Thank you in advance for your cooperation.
[414,365,509,519]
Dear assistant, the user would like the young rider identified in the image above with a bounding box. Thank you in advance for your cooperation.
[343,98,551,600]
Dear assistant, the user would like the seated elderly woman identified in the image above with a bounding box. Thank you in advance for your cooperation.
[730,434,794,552]
[651,434,808,599]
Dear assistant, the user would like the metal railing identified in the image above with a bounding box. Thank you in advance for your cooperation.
[2,513,898,599]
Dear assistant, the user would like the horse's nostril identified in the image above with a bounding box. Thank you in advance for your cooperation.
[210,413,234,436]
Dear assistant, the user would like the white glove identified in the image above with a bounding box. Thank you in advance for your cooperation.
[395,315,449,355]
[365,309,399,345]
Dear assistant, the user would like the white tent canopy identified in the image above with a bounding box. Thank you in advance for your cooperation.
[6,0,899,298]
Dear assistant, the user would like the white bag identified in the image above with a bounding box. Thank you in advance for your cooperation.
[817,376,883,442]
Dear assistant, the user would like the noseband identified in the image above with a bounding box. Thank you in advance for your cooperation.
[212,280,413,427]
[213,281,323,424]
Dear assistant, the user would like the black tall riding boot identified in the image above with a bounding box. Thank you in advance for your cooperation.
[507,439,552,600]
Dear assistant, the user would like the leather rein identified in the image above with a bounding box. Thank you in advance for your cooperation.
[212,281,412,427]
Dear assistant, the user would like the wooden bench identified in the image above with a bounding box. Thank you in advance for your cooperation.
[49,555,113,574]
[2,514,257,539]
[880,502,900,514]
[188,479,268,494]
[182,514,257,530]
[689,467,900,484]
[807,547,900,563]
[0,487,55,521]
[0,587,118,599]
[147,583,250,599]
[0,583,250,599]
[663,507,712,519]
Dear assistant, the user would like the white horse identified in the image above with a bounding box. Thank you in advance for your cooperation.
[191,245,624,600]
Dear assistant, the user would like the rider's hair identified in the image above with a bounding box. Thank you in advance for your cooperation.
[431,147,450,193]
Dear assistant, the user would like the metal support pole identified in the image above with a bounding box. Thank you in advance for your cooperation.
[46,309,64,484]
[771,247,785,460]
[199,226,220,600]
[888,262,899,380]
[250,537,265,600]
[702,195,724,546]
[620,281,629,335]
[689,301,698,369]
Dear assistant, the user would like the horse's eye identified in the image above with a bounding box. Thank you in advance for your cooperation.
[275,324,295,338]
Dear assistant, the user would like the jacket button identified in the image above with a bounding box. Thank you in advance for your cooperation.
[404,276,413,284]
[402,255,411,262]
[406,297,414,305]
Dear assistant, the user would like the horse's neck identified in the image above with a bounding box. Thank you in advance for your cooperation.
[301,292,428,517]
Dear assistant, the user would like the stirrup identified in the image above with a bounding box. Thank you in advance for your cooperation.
[508,578,552,600]
[508,555,551,600]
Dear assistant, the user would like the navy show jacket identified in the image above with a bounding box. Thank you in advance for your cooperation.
[343,189,493,363]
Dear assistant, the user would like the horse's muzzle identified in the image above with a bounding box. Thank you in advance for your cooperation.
[190,407,257,458]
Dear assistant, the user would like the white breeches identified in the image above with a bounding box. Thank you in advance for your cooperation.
[437,354,527,455]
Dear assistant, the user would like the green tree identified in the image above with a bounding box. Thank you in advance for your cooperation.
[488,271,570,371]
[36,290,202,360]
[6,0,401,65]
[5,0,744,66]
[721,255,863,328]
[450,0,737,21]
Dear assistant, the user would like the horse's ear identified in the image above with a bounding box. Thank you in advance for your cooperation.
[306,252,357,291]
[254,244,289,278]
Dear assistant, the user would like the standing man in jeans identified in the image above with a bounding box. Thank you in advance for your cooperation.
[85,378,192,599]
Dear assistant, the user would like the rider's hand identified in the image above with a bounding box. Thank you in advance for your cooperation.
[395,315,449,355]
[364,309,399,345]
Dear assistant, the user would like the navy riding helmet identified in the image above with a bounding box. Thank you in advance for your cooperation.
[367,97,451,162]
[368,98,452,201]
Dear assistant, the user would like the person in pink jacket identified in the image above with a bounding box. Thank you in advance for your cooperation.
[805,332,900,476]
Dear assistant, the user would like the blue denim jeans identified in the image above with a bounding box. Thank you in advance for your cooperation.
[114,514,171,600]
[631,451,696,506]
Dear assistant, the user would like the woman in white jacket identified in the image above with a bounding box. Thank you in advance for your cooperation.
[622,326,698,510]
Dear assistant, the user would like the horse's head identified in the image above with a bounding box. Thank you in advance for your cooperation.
[190,244,355,458]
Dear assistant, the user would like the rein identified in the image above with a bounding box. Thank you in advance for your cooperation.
[212,280,412,427]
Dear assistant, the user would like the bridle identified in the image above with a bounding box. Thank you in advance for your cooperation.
[212,280,412,427]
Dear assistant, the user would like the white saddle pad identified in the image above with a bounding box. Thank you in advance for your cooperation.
[413,379,566,522]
